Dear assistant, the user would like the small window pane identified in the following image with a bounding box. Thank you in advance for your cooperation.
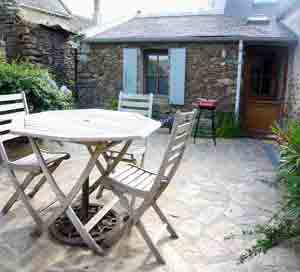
[158,56,169,76]
[145,51,169,95]
[147,77,156,94]
[251,54,277,97]
[159,77,169,95]
[253,0,277,4]
[147,55,157,76]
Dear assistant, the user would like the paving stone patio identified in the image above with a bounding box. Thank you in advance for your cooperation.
[0,131,299,272]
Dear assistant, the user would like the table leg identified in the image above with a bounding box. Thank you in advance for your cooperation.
[37,140,132,253]
[81,177,89,222]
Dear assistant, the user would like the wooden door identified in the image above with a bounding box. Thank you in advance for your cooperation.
[243,46,288,135]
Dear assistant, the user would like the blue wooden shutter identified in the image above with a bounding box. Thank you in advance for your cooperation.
[123,48,138,94]
[169,48,186,105]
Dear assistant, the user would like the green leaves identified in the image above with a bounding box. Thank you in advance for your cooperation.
[216,112,242,138]
[0,61,73,112]
[239,120,300,263]
[239,220,300,264]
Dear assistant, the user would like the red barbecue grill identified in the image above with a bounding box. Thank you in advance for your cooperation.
[193,98,217,145]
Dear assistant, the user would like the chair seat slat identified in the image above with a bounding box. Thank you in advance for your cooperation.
[112,166,138,182]
[135,175,156,191]
[110,165,133,179]
[126,172,152,188]
[120,169,146,185]
[8,152,69,172]
[110,166,154,192]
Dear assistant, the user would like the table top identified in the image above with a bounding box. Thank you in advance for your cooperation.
[11,109,161,143]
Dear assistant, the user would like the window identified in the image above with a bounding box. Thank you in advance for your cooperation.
[250,49,287,99]
[145,51,169,95]
[253,0,277,4]
[251,54,276,97]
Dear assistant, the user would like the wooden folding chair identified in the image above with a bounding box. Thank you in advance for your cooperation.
[97,92,154,198]
[101,110,197,264]
[106,92,154,168]
[0,92,70,229]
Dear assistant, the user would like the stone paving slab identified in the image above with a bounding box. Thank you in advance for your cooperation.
[0,132,299,271]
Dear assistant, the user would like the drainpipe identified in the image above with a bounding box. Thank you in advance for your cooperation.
[93,0,101,25]
[74,47,78,101]
[235,40,244,122]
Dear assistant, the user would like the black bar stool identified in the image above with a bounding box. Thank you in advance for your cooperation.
[193,98,217,145]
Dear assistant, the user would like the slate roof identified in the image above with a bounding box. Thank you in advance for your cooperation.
[224,0,293,19]
[17,0,71,17]
[277,0,300,19]
[16,0,94,33]
[86,14,297,43]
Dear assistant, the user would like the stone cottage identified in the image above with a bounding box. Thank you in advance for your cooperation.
[79,0,299,135]
[0,0,93,86]
[280,2,300,119]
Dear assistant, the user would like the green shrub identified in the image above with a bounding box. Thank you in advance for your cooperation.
[239,120,300,263]
[0,61,73,112]
[110,97,118,111]
[216,112,243,138]
[193,111,242,138]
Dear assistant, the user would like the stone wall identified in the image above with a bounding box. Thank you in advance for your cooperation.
[78,42,239,111]
[281,8,300,119]
[0,0,75,87]
[0,0,18,59]
[286,46,300,119]
[15,21,74,86]
[0,40,6,61]
[185,43,238,111]
[78,43,123,108]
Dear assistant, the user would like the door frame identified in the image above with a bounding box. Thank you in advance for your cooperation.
[242,45,289,135]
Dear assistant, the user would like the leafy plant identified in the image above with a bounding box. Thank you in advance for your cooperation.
[110,97,118,111]
[216,112,243,138]
[273,121,300,175]
[0,61,73,112]
[239,220,300,264]
[193,111,242,138]
[239,120,300,263]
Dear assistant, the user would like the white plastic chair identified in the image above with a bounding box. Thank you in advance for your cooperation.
[0,92,70,228]
[102,110,197,264]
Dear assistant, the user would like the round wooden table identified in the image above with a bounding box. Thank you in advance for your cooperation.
[11,109,161,254]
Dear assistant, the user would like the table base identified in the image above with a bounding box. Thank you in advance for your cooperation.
[49,204,122,248]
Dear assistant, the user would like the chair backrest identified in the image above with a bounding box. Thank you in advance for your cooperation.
[135,110,197,219]
[0,92,29,162]
[118,92,154,118]
[156,110,197,184]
